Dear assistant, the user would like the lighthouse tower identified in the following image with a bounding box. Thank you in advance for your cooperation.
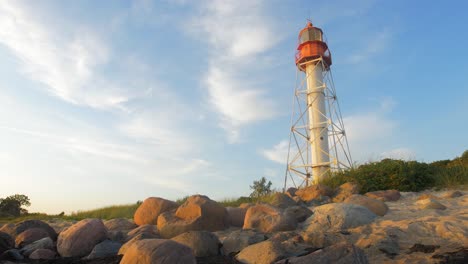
[284,21,352,189]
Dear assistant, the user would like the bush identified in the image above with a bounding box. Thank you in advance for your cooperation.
[321,159,435,193]
[249,177,273,199]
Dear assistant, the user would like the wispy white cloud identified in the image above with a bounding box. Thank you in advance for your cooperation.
[189,0,281,142]
[261,140,289,164]
[0,1,143,109]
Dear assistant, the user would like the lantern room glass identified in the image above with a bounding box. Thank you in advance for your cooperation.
[300,28,323,44]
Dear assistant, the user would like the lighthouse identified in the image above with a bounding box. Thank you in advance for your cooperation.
[284,21,352,189]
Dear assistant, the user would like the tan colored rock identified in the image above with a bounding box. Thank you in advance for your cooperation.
[104,218,137,231]
[15,228,49,248]
[226,207,247,227]
[57,219,107,258]
[344,195,388,216]
[29,248,56,260]
[157,195,229,238]
[365,190,400,201]
[134,197,178,226]
[11,220,57,241]
[332,182,360,203]
[171,231,220,257]
[416,198,447,210]
[301,231,348,249]
[243,204,297,233]
[120,239,196,264]
[236,240,286,264]
[119,232,159,255]
[222,230,266,255]
[303,203,377,232]
[295,184,333,203]
[275,243,368,264]
[127,224,159,241]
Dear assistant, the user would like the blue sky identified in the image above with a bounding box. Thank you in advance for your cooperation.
[0,0,467,214]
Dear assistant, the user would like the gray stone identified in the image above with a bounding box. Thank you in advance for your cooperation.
[85,240,122,259]
[222,230,267,255]
[20,237,54,257]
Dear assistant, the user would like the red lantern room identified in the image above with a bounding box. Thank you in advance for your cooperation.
[295,22,332,71]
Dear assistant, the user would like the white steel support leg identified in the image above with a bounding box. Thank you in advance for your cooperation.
[306,62,330,184]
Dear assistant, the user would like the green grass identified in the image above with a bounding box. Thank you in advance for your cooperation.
[69,204,139,220]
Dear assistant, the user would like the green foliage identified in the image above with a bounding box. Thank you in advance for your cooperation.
[217,196,254,207]
[69,203,139,220]
[321,159,436,193]
[322,150,468,192]
[249,177,273,199]
[0,194,31,217]
[175,196,189,205]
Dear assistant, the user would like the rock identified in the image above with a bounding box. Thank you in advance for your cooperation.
[332,182,360,203]
[441,190,463,199]
[104,218,137,231]
[236,240,286,264]
[295,184,333,203]
[120,239,196,264]
[0,224,15,238]
[15,227,50,248]
[268,193,297,209]
[134,197,178,226]
[171,231,220,257]
[157,195,229,238]
[29,248,56,260]
[416,198,447,210]
[243,204,297,233]
[119,226,161,255]
[127,224,159,240]
[226,207,247,227]
[275,243,368,264]
[284,206,312,223]
[301,231,348,249]
[85,240,122,259]
[57,218,108,258]
[307,195,332,206]
[285,187,298,198]
[0,249,24,261]
[11,220,57,240]
[365,190,400,202]
[417,193,440,200]
[343,195,389,216]
[222,230,267,255]
[303,203,377,232]
[19,237,54,257]
[108,230,127,243]
[0,232,14,255]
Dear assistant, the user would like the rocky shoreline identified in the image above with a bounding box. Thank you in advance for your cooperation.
[0,184,466,263]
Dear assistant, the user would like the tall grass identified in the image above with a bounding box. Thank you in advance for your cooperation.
[69,204,139,220]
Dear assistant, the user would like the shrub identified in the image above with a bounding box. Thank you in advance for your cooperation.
[249,177,273,199]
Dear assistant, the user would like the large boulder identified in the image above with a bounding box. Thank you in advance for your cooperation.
[301,231,349,249]
[119,232,160,255]
[226,207,247,227]
[157,195,229,238]
[120,239,196,264]
[134,197,178,226]
[0,232,14,255]
[85,240,122,259]
[15,227,50,248]
[222,230,267,255]
[0,224,15,238]
[11,220,57,240]
[57,219,107,258]
[332,182,360,203]
[303,203,377,232]
[343,195,388,216]
[268,193,297,209]
[20,237,54,257]
[365,190,400,201]
[295,184,333,203]
[171,231,220,257]
[275,243,368,264]
[104,218,137,231]
[236,240,286,264]
[243,204,297,233]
